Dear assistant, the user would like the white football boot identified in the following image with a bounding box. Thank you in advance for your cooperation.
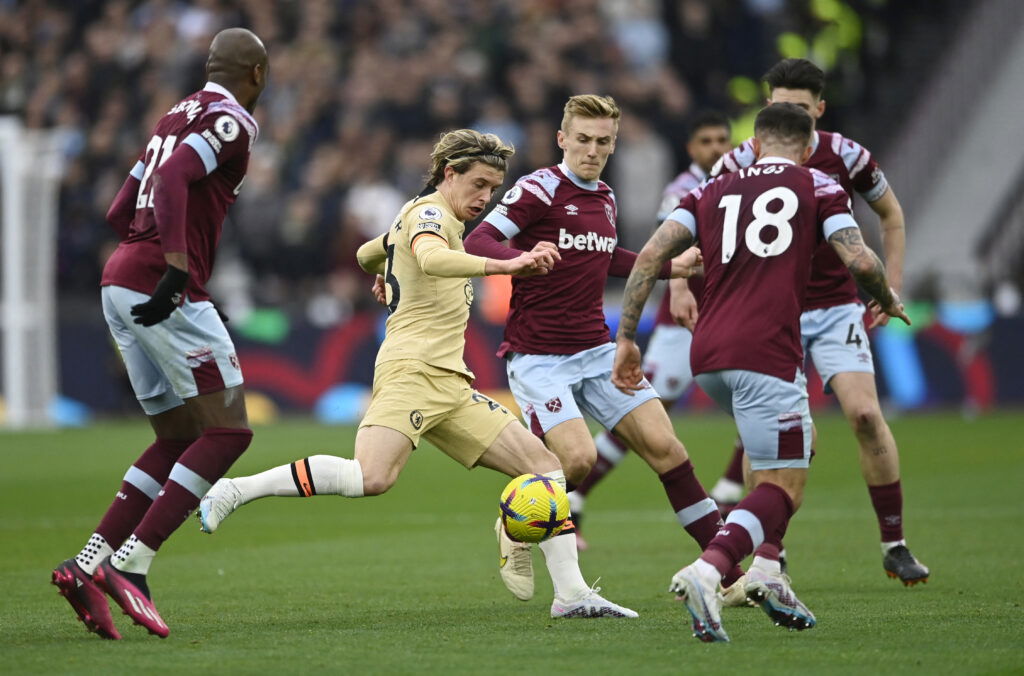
[550,583,638,619]
[670,563,730,642]
[198,478,243,534]
[744,565,816,631]
[495,517,534,601]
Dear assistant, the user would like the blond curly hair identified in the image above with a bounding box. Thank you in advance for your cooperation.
[427,129,515,187]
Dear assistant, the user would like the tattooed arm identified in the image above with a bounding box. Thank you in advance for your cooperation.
[611,219,696,393]
[828,226,910,325]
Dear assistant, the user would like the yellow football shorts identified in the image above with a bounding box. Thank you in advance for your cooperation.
[360,359,520,467]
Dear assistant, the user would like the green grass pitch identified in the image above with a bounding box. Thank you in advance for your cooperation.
[1,411,1022,674]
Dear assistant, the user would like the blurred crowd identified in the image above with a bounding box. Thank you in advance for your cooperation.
[0,0,952,324]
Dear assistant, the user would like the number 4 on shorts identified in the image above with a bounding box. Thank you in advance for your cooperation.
[845,323,863,348]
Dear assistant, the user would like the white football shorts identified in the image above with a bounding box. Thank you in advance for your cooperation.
[642,323,695,401]
[695,368,812,471]
[801,302,874,393]
[102,285,243,415]
[506,342,660,436]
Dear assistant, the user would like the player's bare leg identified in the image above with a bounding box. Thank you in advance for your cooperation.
[613,400,745,599]
[96,386,252,638]
[353,426,414,496]
[571,429,630,550]
[830,372,929,585]
[483,422,636,617]
[540,418,598,486]
[572,396,675,550]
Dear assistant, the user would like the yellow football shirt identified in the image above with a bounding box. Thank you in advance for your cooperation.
[373,189,485,379]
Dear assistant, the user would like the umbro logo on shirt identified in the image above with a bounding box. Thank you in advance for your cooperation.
[564,204,579,216]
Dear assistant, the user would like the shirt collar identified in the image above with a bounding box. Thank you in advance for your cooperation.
[689,162,708,182]
[755,156,797,165]
[810,130,820,153]
[203,81,239,105]
[558,162,600,191]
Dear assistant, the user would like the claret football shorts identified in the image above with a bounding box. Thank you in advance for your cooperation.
[506,342,661,437]
[360,359,520,468]
[102,285,243,415]
[801,302,874,393]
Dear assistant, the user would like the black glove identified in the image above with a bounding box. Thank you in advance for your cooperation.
[130,266,189,326]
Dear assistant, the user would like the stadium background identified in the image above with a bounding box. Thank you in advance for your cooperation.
[2,3,1023,673]
[1,0,1022,425]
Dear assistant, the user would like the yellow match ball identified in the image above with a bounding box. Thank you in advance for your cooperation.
[498,473,570,543]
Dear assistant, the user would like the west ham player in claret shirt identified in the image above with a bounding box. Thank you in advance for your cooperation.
[709,58,929,586]
[577,112,735,549]
[612,103,910,642]
[465,95,739,606]
[51,29,268,639]
[197,129,637,620]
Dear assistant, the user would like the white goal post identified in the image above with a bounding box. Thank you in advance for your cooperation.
[0,117,64,429]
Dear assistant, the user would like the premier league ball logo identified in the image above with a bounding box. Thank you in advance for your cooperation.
[214,115,240,142]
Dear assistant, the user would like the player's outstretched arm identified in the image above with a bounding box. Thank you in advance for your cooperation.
[608,246,675,279]
[463,222,521,261]
[828,226,910,326]
[413,233,557,278]
[485,243,559,277]
[462,223,561,272]
[356,233,388,275]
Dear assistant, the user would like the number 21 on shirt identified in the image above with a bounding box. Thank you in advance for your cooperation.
[718,186,798,263]
[136,134,178,209]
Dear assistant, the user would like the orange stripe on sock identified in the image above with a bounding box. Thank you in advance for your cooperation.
[293,460,314,497]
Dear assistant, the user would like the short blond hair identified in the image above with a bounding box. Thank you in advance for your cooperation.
[427,129,515,187]
[560,94,621,132]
